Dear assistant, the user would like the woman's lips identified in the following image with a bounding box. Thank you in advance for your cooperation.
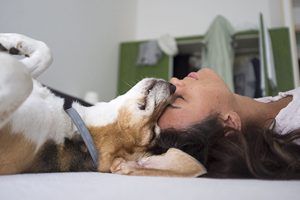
[187,72,199,80]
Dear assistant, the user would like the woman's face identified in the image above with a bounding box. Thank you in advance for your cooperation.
[158,68,233,129]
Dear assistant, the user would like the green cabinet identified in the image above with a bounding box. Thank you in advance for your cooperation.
[269,28,294,93]
[118,28,295,96]
[117,41,170,95]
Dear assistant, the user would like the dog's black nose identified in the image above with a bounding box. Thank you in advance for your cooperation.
[169,83,176,94]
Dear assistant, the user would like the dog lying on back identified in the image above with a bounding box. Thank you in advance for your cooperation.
[0,33,206,177]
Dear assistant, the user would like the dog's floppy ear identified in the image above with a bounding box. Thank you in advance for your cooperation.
[111,148,207,177]
[138,148,207,177]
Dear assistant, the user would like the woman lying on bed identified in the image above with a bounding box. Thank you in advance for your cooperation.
[151,68,300,179]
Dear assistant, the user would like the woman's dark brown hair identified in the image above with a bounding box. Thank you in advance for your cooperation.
[149,115,300,179]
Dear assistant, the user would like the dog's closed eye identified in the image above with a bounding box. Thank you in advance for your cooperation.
[139,105,146,110]
[138,96,148,110]
[138,102,146,110]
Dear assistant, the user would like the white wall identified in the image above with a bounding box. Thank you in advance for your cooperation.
[0,0,287,100]
[0,0,137,101]
[135,0,284,40]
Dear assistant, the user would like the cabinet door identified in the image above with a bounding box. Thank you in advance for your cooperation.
[269,28,295,92]
[260,14,294,95]
[260,14,295,95]
[118,41,170,95]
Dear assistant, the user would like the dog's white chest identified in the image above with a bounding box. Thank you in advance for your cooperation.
[10,81,74,148]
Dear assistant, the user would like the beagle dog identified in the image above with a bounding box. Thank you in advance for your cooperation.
[0,33,206,177]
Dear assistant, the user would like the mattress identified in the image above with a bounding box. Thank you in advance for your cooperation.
[0,172,299,200]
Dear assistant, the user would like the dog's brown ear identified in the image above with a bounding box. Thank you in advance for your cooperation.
[111,148,207,177]
[138,148,207,177]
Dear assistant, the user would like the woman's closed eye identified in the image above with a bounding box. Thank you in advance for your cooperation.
[168,104,180,109]
[168,95,185,109]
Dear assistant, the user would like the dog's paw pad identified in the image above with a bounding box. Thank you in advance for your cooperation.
[8,47,20,55]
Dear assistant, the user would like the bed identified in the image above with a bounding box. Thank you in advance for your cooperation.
[1,89,299,200]
[0,172,299,200]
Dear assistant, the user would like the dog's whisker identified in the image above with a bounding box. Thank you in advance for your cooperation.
[123,80,133,88]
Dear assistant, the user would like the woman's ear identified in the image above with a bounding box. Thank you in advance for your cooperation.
[221,111,241,131]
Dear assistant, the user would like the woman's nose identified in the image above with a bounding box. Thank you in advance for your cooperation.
[170,77,184,87]
[169,77,185,94]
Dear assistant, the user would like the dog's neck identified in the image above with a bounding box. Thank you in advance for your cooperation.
[71,94,126,129]
[69,94,133,172]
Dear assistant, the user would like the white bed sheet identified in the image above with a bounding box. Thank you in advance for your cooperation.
[0,172,299,200]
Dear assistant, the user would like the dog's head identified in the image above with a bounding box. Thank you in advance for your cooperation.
[117,78,176,147]
[89,78,175,171]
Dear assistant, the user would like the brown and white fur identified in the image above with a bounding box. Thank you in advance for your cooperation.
[0,33,206,177]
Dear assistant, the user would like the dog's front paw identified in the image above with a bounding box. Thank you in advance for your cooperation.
[0,33,53,78]
[110,157,126,173]
[110,158,140,175]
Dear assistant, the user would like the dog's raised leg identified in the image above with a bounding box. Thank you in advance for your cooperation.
[0,53,33,129]
[0,33,52,78]
[0,33,52,129]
